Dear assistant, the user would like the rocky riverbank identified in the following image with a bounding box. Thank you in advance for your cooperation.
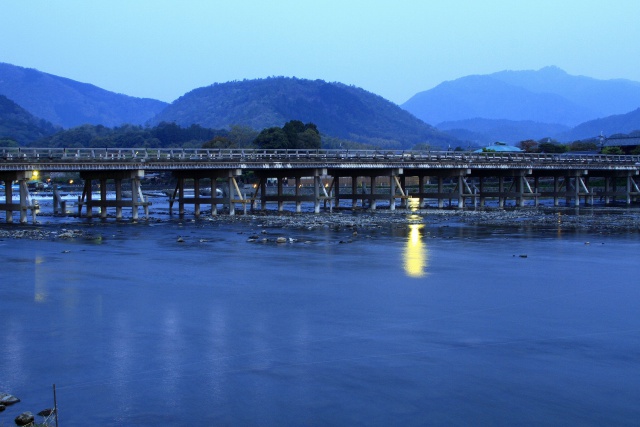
[0,207,639,240]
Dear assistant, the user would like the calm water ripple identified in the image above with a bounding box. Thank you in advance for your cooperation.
[1,217,639,426]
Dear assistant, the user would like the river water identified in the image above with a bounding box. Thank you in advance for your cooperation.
[1,207,639,426]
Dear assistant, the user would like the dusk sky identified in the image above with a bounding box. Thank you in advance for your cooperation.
[2,1,639,104]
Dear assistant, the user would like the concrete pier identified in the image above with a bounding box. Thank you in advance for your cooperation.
[0,171,38,223]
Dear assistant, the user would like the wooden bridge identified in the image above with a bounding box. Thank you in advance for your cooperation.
[1,147,639,223]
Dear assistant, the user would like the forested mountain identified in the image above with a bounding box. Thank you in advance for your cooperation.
[402,67,640,129]
[0,94,59,145]
[151,77,457,149]
[0,62,167,128]
[560,108,640,141]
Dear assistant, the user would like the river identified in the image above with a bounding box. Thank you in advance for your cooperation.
[1,208,639,426]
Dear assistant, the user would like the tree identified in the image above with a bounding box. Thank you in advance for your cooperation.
[517,139,539,152]
[538,141,567,153]
[254,127,290,149]
[601,146,624,155]
[253,120,321,149]
[569,140,598,152]
[203,136,234,149]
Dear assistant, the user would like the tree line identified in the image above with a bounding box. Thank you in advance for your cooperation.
[26,120,321,150]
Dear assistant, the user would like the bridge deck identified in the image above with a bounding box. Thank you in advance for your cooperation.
[1,148,639,222]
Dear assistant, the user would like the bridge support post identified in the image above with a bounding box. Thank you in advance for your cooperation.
[100,178,108,219]
[277,177,284,212]
[334,176,340,208]
[498,177,505,208]
[389,175,396,211]
[211,176,218,215]
[351,176,358,208]
[369,176,377,210]
[437,177,444,208]
[227,176,235,216]
[295,176,302,212]
[399,175,407,209]
[314,175,321,214]
[194,177,201,217]
[115,179,123,219]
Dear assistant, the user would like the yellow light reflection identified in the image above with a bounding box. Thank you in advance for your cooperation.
[404,223,429,278]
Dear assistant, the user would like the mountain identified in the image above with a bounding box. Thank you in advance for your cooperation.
[561,108,640,141]
[150,77,457,149]
[437,118,570,145]
[490,66,640,118]
[0,94,59,144]
[402,67,640,129]
[0,62,167,128]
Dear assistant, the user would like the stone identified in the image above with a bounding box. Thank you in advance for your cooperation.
[0,404,5,412]
[0,393,20,406]
[37,408,55,417]
[276,237,287,243]
[15,412,34,426]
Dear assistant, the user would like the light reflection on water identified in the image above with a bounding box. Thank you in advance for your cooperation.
[403,223,428,278]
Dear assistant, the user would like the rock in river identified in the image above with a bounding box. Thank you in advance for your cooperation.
[0,392,20,406]
[15,412,35,426]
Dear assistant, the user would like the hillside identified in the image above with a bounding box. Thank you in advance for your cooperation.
[0,94,59,144]
[0,62,167,128]
[151,77,457,149]
[402,67,640,130]
[561,108,640,141]
[438,118,569,145]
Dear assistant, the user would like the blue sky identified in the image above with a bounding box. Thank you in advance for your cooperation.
[2,0,639,104]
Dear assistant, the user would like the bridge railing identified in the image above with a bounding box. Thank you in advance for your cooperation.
[1,147,639,164]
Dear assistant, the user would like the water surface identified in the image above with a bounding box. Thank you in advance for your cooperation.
[1,217,639,426]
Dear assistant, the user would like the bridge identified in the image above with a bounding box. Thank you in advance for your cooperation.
[1,147,639,223]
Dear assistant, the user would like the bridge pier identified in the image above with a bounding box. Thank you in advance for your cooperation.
[169,169,243,216]
[78,170,149,220]
[0,171,38,224]
[328,169,404,211]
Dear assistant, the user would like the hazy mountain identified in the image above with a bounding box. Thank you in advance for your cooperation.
[561,108,640,141]
[0,62,167,128]
[437,118,570,145]
[151,77,457,149]
[402,67,640,130]
[0,94,59,144]
[491,66,640,118]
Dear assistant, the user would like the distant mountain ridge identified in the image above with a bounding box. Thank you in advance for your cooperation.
[402,67,640,135]
[437,118,570,146]
[151,77,457,149]
[0,62,167,128]
[0,94,59,144]
[561,108,640,141]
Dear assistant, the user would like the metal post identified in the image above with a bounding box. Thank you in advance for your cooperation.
[53,383,59,427]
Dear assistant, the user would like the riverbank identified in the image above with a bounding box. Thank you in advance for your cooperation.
[1,206,639,240]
